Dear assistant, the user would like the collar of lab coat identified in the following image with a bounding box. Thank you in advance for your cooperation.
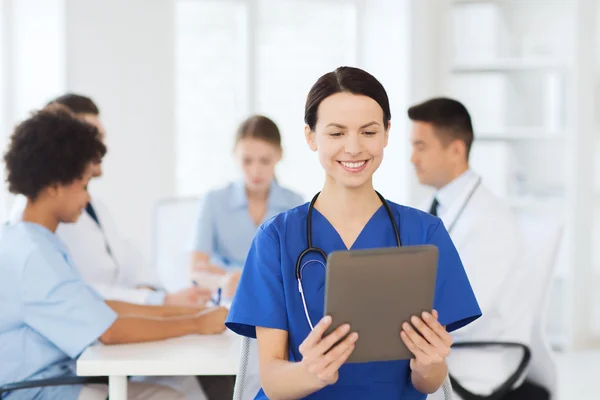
[434,169,479,225]
[229,179,291,210]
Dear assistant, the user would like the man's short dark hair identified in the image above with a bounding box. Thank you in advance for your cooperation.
[407,97,474,158]
[3,106,107,200]
[46,93,100,116]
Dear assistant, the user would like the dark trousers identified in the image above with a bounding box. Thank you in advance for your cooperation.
[197,375,236,400]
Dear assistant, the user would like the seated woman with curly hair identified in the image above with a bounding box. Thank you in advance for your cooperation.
[0,106,227,400]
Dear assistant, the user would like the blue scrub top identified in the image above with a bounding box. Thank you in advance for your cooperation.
[0,222,117,400]
[226,200,482,399]
[191,180,303,269]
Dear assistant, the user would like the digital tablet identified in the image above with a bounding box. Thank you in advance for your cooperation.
[323,245,438,363]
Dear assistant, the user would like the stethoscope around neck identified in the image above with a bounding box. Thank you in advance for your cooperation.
[295,191,402,330]
[444,176,482,234]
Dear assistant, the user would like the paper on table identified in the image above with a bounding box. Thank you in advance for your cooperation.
[190,270,231,291]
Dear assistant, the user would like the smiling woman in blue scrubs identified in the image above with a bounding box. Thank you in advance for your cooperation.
[190,115,303,296]
[225,67,482,399]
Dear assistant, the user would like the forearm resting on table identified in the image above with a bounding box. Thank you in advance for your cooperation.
[411,361,448,394]
[99,315,199,345]
[260,358,325,400]
[106,300,204,318]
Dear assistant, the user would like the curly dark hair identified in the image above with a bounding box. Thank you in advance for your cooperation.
[3,106,107,200]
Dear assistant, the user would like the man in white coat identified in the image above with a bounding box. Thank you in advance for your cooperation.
[408,98,548,400]
[9,94,235,400]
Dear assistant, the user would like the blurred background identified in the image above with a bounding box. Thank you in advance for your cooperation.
[0,0,598,382]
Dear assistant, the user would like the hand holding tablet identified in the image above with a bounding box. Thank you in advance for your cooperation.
[297,315,359,388]
[323,245,439,363]
[400,309,453,375]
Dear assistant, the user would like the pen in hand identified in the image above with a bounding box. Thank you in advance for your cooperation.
[215,287,222,306]
[192,279,222,306]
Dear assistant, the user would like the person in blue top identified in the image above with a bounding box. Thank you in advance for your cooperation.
[190,114,303,297]
[225,66,483,399]
[0,105,227,400]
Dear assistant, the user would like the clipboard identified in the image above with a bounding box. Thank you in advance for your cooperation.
[323,245,438,363]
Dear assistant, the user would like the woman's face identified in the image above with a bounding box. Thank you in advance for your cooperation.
[305,92,389,190]
[235,137,282,192]
[51,163,94,223]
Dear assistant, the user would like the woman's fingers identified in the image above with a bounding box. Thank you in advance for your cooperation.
[401,330,427,359]
[299,318,358,385]
[401,321,437,358]
[314,323,352,356]
[299,315,332,354]
[298,315,359,388]
[318,342,356,381]
[410,315,446,352]
[316,331,358,369]
[312,332,358,380]
[422,311,453,348]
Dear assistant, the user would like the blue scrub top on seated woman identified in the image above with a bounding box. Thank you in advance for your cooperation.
[226,199,482,400]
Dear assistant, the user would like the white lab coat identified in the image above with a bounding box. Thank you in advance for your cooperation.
[422,170,530,399]
[9,195,161,304]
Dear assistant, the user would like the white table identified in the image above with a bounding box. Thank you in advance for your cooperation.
[76,331,240,400]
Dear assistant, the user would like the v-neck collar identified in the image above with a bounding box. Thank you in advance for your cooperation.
[311,205,386,251]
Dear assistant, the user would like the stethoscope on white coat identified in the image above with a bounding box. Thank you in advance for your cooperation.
[296,191,402,330]
[444,177,482,234]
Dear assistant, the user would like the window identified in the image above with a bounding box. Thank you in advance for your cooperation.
[175,0,250,196]
[255,0,358,199]
[0,0,66,220]
[0,5,6,220]
[13,0,66,120]
[175,0,359,198]
[174,0,412,203]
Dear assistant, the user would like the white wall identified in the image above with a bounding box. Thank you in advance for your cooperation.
[405,0,443,206]
[0,0,67,220]
[361,0,412,205]
[569,0,598,348]
[65,0,176,262]
[173,0,414,206]
[0,0,10,221]
[13,0,66,121]
[409,0,600,349]
[62,0,413,268]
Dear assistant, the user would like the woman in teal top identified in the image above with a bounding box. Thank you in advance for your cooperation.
[190,115,303,296]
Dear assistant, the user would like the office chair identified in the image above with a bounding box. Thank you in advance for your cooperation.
[0,376,108,399]
[232,336,456,400]
[152,196,201,292]
[447,212,563,400]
